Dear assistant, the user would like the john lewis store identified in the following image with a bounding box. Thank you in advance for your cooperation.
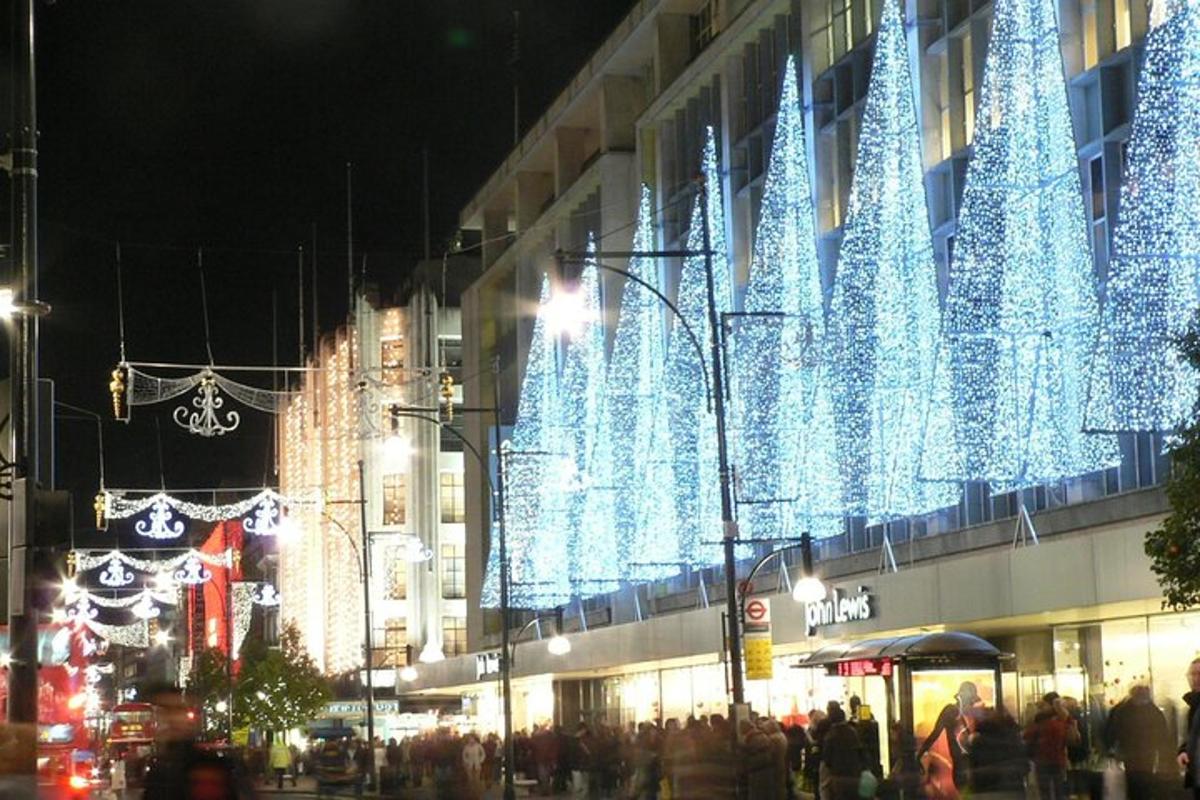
[402,490,1198,756]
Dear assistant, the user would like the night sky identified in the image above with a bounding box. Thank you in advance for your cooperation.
[25,0,636,537]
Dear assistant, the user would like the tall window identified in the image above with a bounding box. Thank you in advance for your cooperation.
[440,472,466,523]
[382,473,406,525]
[372,618,407,667]
[691,0,717,56]
[381,336,405,386]
[442,616,467,656]
[385,546,408,600]
[441,543,466,599]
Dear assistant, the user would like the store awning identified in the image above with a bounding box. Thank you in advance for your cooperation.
[794,631,1005,668]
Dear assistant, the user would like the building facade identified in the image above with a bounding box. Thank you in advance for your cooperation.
[277,284,468,683]
[427,0,1195,751]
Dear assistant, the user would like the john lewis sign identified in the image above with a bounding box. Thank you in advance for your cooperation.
[805,586,874,635]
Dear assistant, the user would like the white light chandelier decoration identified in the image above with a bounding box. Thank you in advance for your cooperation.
[174,554,212,585]
[111,362,303,438]
[102,488,318,538]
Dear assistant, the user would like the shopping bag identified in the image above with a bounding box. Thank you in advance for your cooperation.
[858,768,879,798]
[659,776,672,800]
[1103,759,1126,800]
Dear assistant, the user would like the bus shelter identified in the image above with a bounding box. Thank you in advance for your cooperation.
[794,631,1008,797]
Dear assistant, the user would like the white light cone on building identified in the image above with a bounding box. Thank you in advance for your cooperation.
[547,635,571,656]
[792,576,827,604]
[399,665,419,682]
[384,434,412,469]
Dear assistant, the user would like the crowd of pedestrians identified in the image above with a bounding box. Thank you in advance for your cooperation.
[191,656,1200,799]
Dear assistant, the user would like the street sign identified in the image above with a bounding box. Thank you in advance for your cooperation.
[743,598,773,680]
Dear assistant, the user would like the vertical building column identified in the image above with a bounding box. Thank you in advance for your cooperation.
[516,171,555,233]
[481,207,511,269]
[554,127,587,197]
[600,75,645,153]
[407,286,444,661]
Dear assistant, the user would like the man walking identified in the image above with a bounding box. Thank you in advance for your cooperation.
[1180,657,1200,799]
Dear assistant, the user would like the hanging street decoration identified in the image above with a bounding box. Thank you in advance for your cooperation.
[1085,0,1200,434]
[173,554,213,585]
[112,362,300,436]
[174,370,239,437]
[134,497,186,539]
[98,554,136,588]
[926,0,1118,487]
[130,590,161,620]
[104,488,319,527]
[75,548,231,582]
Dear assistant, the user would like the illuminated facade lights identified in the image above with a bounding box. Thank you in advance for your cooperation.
[735,56,842,541]
[1086,0,1200,434]
[927,0,1118,486]
[827,5,960,519]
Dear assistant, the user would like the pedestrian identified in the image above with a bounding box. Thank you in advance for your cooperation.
[1105,684,1172,798]
[462,733,485,793]
[1023,693,1078,800]
[110,755,127,800]
[270,735,292,790]
[1180,656,1200,800]
[967,708,1027,799]
[761,719,790,800]
[742,719,778,800]
[531,723,559,795]
[819,714,865,800]
[569,723,594,799]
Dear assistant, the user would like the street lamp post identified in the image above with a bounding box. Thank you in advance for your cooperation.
[385,356,523,800]
[553,174,746,707]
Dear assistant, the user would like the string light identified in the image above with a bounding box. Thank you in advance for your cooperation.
[665,126,734,567]
[826,8,960,520]
[1086,0,1200,434]
[608,185,680,581]
[734,57,842,541]
[497,277,572,608]
[929,0,1118,486]
[105,488,318,525]
[134,497,186,539]
[559,236,620,597]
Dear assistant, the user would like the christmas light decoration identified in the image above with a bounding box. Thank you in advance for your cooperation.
[826,8,960,520]
[927,0,1118,486]
[488,277,572,608]
[1086,0,1200,433]
[104,488,318,524]
[174,370,240,436]
[134,497,186,539]
[67,595,97,623]
[63,588,175,611]
[232,582,254,658]
[88,620,148,649]
[174,554,212,585]
[74,548,231,577]
[733,57,842,541]
[130,590,161,620]
[665,126,734,567]
[98,555,135,588]
[118,362,299,435]
[608,185,680,580]
[252,583,281,606]
[560,236,620,597]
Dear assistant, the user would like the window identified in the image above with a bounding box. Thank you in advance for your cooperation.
[381,337,405,386]
[442,616,467,657]
[382,473,406,525]
[442,543,466,599]
[440,472,465,523]
[1090,156,1106,221]
[962,35,976,146]
[372,618,407,668]
[691,0,717,57]
[385,546,408,600]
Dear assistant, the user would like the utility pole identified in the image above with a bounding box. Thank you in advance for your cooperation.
[697,177,745,709]
[8,0,42,781]
[356,459,376,785]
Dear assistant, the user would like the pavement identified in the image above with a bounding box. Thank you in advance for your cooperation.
[256,775,580,799]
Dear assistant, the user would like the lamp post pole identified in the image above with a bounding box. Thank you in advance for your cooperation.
[8,0,41,776]
[356,459,376,779]
[696,176,746,708]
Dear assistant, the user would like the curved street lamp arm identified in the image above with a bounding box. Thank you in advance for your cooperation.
[564,257,714,413]
[508,611,563,670]
[736,534,813,621]
[321,510,362,579]
[388,410,498,502]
